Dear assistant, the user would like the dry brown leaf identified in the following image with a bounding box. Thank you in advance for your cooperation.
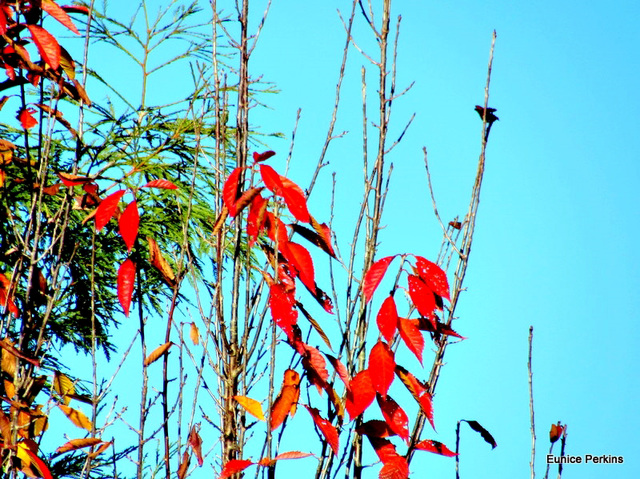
[177,450,190,479]
[147,236,176,287]
[144,342,173,367]
[56,437,102,454]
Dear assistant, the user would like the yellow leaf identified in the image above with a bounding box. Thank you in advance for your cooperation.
[189,322,199,345]
[144,342,173,367]
[53,372,75,405]
[4,379,15,399]
[234,395,265,421]
[58,404,92,431]
[56,437,102,454]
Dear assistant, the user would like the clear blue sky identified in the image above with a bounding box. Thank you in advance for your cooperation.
[40,1,639,478]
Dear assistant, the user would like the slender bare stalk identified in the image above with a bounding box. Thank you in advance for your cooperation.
[529,326,536,479]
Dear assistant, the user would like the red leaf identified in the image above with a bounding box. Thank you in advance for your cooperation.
[259,164,283,195]
[42,0,80,34]
[377,394,409,443]
[17,107,37,129]
[346,370,376,421]
[246,194,268,247]
[22,447,53,479]
[414,439,457,457]
[265,212,289,248]
[367,437,398,464]
[363,256,396,303]
[188,426,203,466]
[272,451,313,461]
[356,420,395,439]
[326,354,350,391]
[57,172,92,186]
[252,150,276,163]
[280,177,310,223]
[305,406,339,455]
[0,273,19,318]
[219,459,254,479]
[413,256,450,300]
[142,179,178,190]
[268,283,298,340]
[117,259,136,317]
[222,167,243,217]
[407,275,437,320]
[301,344,329,393]
[379,456,409,479]
[119,200,139,253]
[397,318,424,364]
[26,25,60,70]
[395,365,434,430]
[368,341,395,397]
[376,295,398,342]
[95,190,125,231]
[282,242,315,292]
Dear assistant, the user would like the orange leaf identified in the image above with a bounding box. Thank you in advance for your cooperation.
[58,405,91,430]
[234,395,265,421]
[188,426,203,466]
[363,256,396,303]
[144,342,173,367]
[95,190,125,231]
[0,273,19,318]
[368,341,395,397]
[270,369,300,430]
[177,451,190,479]
[550,422,563,444]
[56,437,103,454]
[414,439,457,457]
[142,179,178,190]
[42,0,80,34]
[17,107,37,129]
[119,200,139,253]
[272,451,313,461]
[346,370,376,421]
[305,406,339,455]
[189,322,199,345]
[117,259,136,317]
[26,25,60,69]
[219,459,254,479]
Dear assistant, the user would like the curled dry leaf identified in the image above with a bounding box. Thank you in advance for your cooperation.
[549,422,563,444]
[147,236,176,287]
[144,342,173,367]
[188,426,203,466]
[464,420,497,448]
[177,451,190,479]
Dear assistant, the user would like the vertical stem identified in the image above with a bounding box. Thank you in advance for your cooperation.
[529,326,536,479]
[455,420,461,479]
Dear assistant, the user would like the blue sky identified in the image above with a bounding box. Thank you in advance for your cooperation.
[29,0,639,478]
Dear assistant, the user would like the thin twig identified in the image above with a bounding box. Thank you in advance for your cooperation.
[529,326,536,479]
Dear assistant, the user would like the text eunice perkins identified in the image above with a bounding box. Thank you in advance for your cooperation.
[546,454,624,464]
